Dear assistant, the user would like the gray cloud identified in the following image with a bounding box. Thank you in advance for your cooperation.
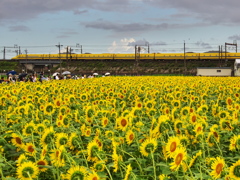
[8,25,30,32]
[195,41,212,49]
[73,9,88,15]
[228,34,240,41]
[84,20,205,32]
[143,0,240,25]
[0,0,134,21]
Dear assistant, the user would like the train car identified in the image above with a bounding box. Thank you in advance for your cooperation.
[11,52,240,61]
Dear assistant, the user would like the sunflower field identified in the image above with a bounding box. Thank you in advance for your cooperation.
[1,76,240,180]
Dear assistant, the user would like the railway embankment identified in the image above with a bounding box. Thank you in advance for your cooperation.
[0,59,234,75]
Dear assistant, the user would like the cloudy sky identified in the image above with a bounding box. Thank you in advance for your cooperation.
[1,0,240,58]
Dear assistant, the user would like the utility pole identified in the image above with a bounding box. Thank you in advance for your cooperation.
[184,41,186,74]
[56,43,63,73]
[3,47,5,60]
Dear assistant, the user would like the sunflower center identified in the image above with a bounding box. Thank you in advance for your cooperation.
[22,167,34,178]
[175,153,183,165]
[233,165,240,177]
[216,163,223,175]
[15,137,22,145]
[103,119,108,125]
[37,161,46,169]
[191,116,196,122]
[93,177,98,180]
[137,103,142,108]
[28,145,34,152]
[56,101,61,106]
[170,142,177,152]
[213,132,218,138]
[129,134,134,141]
[121,119,127,127]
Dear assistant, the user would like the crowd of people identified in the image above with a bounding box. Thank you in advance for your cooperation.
[0,72,109,84]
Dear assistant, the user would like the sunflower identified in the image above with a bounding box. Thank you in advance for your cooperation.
[68,133,80,150]
[188,150,202,168]
[44,103,55,115]
[218,110,229,120]
[117,116,129,131]
[50,146,66,167]
[22,122,35,136]
[80,93,89,101]
[229,160,240,180]
[101,117,109,128]
[105,130,114,140]
[36,123,47,135]
[36,158,48,172]
[11,133,24,149]
[64,165,88,180]
[171,100,181,108]
[24,143,36,156]
[229,135,240,151]
[62,115,71,128]
[194,123,204,137]
[180,106,190,117]
[174,119,183,134]
[210,157,225,179]
[219,119,233,131]
[17,161,39,180]
[166,136,181,158]
[226,97,233,106]
[189,113,198,124]
[139,138,158,157]
[159,174,170,180]
[41,126,55,147]
[85,127,92,137]
[125,129,135,145]
[87,141,102,162]
[53,98,62,108]
[92,160,105,172]
[123,164,132,180]
[112,152,122,172]
[55,133,69,148]
[87,171,100,180]
[135,100,143,109]
[170,146,187,171]
[41,145,48,157]
[17,154,28,166]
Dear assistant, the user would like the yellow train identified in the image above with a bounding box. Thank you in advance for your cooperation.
[11,52,240,61]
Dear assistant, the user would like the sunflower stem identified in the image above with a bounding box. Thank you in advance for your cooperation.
[27,171,33,180]
[96,153,113,180]
[118,148,143,175]
[151,151,157,180]
[0,167,4,180]
[76,139,89,168]
[186,160,194,179]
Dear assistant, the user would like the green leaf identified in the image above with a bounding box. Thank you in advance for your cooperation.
[143,166,154,171]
